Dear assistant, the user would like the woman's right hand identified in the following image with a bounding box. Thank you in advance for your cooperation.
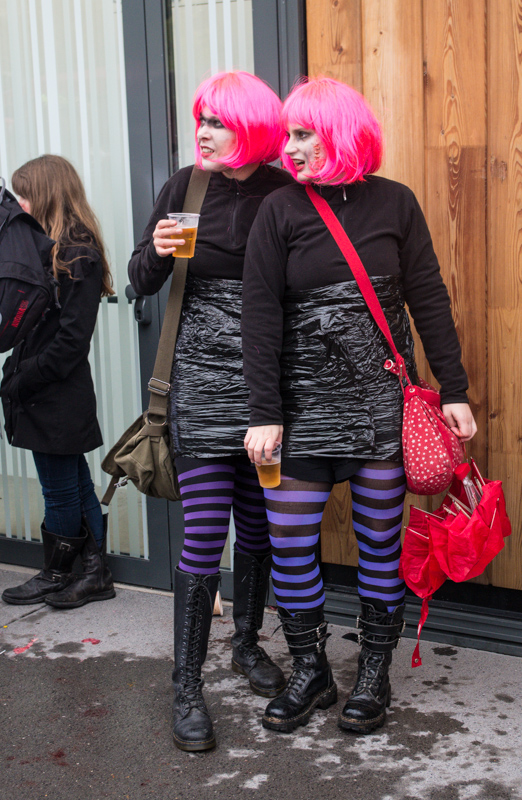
[152,219,186,257]
[244,425,283,465]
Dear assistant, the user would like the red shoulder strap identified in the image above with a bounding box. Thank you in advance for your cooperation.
[305,184,405,374]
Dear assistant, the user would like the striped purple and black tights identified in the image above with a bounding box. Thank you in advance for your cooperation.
[264,461,406,614]
[175,457,270,574]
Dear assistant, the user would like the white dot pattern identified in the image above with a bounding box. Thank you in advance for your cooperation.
[403,381,465,496]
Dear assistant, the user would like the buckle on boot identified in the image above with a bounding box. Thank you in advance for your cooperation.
[316,621,328,637]
[57,540,75,552]
[342,629,364,646]
[316,621,328,651]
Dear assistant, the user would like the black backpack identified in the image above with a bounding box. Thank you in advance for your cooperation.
[0,177,58,353]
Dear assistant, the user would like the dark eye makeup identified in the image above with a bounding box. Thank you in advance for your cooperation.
[286,128,313,141]
[199,114,224,129]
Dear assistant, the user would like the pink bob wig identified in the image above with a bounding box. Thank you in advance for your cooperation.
[192,71,284,169]
[281,77,383,185]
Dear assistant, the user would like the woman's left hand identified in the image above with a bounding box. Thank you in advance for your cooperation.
[244,425,283,465]
[441,403,477,442]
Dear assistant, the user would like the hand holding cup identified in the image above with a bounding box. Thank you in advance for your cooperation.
[255,442,282,488]
[152,218,185,257]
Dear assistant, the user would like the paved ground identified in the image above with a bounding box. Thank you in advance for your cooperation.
[1,564,521,800]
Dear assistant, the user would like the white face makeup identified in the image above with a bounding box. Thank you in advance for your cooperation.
[18,197,32,214]
[284,125,326,182]
[197,106,237,173]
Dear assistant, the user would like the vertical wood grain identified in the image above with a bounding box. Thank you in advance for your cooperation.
[487,0,522,589]
[423,0,488,474]
[306,0,362,90]
[362,0,425,199]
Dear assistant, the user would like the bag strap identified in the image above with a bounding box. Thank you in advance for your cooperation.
[101,167,210,508]
[147,166,210,422]
[305,184,409,381]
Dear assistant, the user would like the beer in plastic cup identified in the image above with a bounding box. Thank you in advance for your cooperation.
[167,212,200,258]
[255,443,282,489]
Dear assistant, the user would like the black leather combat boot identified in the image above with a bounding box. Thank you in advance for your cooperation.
[231,547,286,697]
[2,521,86,605]
[172,567,220,752]
[339,599,405,734]
[262,606,337,732]
[45,516,115,608]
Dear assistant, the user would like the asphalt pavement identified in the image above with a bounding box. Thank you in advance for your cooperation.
[1,564,521,800]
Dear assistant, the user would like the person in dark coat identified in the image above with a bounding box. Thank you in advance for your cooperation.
[128,71,293,753]
[1,155,115,610]
[242,78,477,736]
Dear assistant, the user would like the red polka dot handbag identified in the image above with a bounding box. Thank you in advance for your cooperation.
[306,186,466,495]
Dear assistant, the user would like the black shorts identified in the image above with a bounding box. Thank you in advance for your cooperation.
[281,453,403,485]
[281,456,366,485]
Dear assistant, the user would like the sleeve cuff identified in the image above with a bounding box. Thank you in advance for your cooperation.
[439,392,469,407]
[147,239,173,270]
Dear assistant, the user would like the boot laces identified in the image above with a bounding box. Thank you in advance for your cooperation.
[238,560,269,658]
[178,579,213,710]
[353,650,388,698]
[242,561,268,626]
[285,657,312,695]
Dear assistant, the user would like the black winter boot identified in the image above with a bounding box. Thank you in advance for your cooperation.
[262,606,337,732]
[231,547,286,697]
[339,599,405,734]
[2,522,86,605]
[172,567,220,752]
[44,516,115,609]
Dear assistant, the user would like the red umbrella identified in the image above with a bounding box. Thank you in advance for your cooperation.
[429,480,510,583]
[400,459,511,667]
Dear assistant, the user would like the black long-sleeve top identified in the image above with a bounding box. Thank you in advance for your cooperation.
[242,176,469,428]
[128,164,294,293]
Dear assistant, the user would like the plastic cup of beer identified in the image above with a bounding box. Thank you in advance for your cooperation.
[167,212,200,258]
[255,443,282,489]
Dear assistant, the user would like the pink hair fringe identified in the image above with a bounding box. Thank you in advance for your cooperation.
[192,71,284,169]
[281,77,383,185]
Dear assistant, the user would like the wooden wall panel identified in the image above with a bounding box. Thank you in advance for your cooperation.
[308,1,521,590]
[362,0,424,199]
[423,0,488,479]
[416,0,488,583]
[487,0,522,589]
[306,0,362,90]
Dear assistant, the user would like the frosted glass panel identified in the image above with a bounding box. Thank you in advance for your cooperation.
[171,0,254,167]
[0,0,147,558]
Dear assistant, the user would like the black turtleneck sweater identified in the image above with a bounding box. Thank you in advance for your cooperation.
[128,164,294,294]
[242,176,469,427]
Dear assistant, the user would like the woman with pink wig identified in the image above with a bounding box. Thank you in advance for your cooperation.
[242,78,476,735]
[128,71,293,752]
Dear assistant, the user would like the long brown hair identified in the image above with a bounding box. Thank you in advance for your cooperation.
[11,155,114,297]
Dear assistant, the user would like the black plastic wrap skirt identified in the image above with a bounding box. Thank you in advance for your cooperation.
[280,276,418,459]
[169,274,249,458]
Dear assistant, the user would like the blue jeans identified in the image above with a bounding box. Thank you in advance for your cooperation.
[32,452,104,547]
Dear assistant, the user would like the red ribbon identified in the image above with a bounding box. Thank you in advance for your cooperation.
[412,597,431,668]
